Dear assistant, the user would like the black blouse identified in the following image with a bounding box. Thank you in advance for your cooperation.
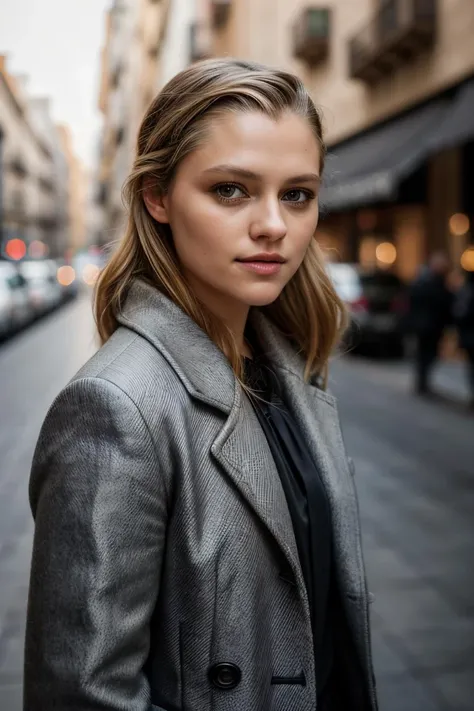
[244,354,334,700]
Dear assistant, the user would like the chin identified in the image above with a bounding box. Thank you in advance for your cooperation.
[239,284,285,308]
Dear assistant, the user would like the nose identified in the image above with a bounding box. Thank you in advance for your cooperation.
[249,196,287,242]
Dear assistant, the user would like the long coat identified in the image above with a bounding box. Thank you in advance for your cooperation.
[24,279,378,711]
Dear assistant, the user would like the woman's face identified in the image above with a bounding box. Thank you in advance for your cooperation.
[145,110,321,323]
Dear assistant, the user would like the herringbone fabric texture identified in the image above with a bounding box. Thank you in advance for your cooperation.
[24,279,377,711]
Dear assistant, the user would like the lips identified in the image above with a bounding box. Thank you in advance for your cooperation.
[235,256,284,275]
[236,253,286,263]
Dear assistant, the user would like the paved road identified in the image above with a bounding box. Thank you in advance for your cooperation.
[330,356,474,711]
[0,294,96,710]
[0,295,472,710]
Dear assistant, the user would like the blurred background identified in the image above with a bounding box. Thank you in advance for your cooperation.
[0,1,473,710]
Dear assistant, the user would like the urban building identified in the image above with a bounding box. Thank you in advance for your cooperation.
[0,56,56,258]
[57,125,88,257]
[96,0,171,243]
[94,0,474,278]
[28,97,70,258]
[0,56,80,261]
[189,0,474,280]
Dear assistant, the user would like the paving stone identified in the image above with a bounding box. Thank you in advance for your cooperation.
[0,683,23,711]
[376,672,443,711]
[428,667,474,711]
[371,630,411,678]
[364,546,420,591]
[371,586,458,636]
[395,616,474,673]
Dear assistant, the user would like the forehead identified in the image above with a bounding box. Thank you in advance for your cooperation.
[181,111,321,177]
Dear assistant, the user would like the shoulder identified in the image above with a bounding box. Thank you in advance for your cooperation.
[69,325,188,416]
[31,327,181,511]
[38,326,190,462]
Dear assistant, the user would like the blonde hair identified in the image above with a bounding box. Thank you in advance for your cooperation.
[95,58,347,385]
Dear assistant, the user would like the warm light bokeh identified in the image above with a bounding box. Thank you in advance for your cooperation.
[449,213,470,237]
[82,263,100,286]
[376,242,397,266]
[5,239,27,261]
[57,266,76,287]
[460,246,474,272]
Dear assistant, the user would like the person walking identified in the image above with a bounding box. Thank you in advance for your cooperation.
[24,59,377,711]
[406,252,453,395]
[454,269,474,407]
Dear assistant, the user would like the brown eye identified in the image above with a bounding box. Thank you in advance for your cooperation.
[214,183,246,201]
[283,189,313,204]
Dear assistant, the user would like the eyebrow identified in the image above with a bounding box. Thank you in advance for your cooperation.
[202,164,321,184]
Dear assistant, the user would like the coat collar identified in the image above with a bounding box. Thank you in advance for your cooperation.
[117,279,363,605]
[117,279,236,414]
[117,278,319,412]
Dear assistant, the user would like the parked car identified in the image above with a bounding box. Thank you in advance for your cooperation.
[326,263,408,356]
[0,260,32,338]
[18,259,62,317]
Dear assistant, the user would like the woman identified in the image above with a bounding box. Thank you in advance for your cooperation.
[24,59,377,711]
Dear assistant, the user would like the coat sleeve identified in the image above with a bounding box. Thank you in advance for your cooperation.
[24,376,169,711]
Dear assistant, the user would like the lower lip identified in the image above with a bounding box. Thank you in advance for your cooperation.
[236,261,283,275]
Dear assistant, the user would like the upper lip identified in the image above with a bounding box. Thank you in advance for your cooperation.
[237,253,286,263]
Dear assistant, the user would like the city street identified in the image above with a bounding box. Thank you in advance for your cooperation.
[0,294,473,711]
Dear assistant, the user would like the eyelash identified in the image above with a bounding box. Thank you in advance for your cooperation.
[212,182,315,207]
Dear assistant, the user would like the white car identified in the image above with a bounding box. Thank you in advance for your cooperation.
[326,262,407,357]
[18,259,62,317]
[0,261,32,337]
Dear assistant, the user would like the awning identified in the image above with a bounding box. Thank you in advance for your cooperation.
[320,99,449,212]
[426,78,474,155]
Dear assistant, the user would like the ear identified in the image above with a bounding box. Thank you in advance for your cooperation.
[143,177,170,224]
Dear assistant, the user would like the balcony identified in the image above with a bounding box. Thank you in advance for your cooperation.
[7,155,28,178]
[189,22,212,63]
[349,0,437,84]
[37,213,59,231]
[292,7,331,67]
[211,0,232,29]
[39,176,55,194]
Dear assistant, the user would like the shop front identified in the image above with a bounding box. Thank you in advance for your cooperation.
[318,76,474,282]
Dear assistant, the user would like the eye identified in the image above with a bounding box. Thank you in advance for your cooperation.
[282,189,314,205]
[213,183,247,202]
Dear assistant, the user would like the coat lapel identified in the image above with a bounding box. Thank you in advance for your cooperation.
[210,380,305,595]
[251,310,366,602]
[118,280,305,593]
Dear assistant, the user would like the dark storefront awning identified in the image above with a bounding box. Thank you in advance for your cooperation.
[426,78,474,155]
[321,99,449,212]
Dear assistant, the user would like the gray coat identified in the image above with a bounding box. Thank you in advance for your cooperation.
[25,279,377,711]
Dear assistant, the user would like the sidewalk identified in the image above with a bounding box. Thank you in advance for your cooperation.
[330,357,474,711]
[334,355,471,406]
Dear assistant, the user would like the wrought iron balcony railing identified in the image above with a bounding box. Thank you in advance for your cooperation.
[293,7,331,67]
[349,0,437,83]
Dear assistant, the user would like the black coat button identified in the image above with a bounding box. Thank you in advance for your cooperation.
[208,662,242,690]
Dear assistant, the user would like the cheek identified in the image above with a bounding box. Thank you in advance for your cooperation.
[292,212,318,255]
[171,209,237,278]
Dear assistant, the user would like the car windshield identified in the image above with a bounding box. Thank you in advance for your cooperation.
[0,275,11,294]
[21,262,49,279]
[326,263,362,302]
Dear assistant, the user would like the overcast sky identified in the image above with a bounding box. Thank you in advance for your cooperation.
[0,0,111,169]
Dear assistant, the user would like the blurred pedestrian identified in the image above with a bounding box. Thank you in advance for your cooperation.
[24,59,377,711]
[406,252,453,395]
[454,269,474,407]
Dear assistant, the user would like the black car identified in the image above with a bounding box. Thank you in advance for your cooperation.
[327,263,408,357]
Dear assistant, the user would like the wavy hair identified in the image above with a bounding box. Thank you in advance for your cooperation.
[95,58,347,385]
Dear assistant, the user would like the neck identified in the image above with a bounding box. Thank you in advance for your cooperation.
[185,274,251,356]
[221,304,251,357]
